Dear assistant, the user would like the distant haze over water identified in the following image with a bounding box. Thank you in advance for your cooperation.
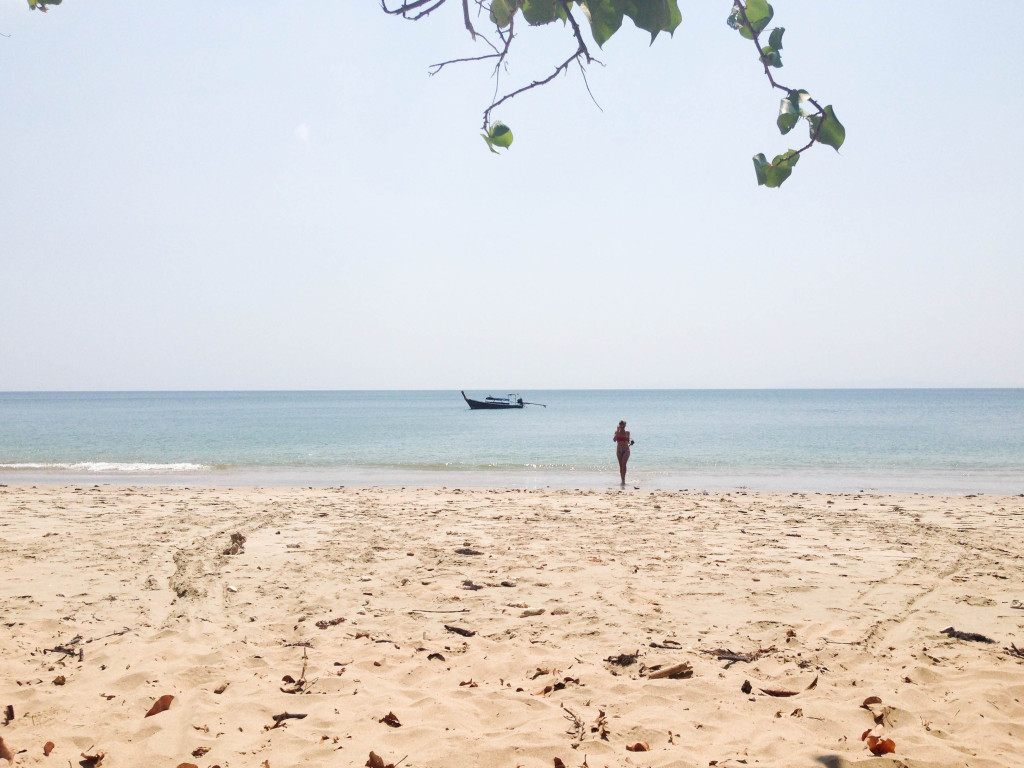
[1,390,1022,493]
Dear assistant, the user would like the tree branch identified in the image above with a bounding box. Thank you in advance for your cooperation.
[429,52,503,76]
[463,0,477,40]
[482,50,579,130]
[381,0,448,20]
[481,3,600,130]
[733,0,826,159]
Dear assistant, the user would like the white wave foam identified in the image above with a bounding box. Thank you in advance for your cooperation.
[0,462,210,473]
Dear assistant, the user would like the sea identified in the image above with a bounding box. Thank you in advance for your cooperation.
[1,390,1023,494]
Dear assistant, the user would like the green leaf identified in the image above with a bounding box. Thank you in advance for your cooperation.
[752,149,799,188]
[732,0,773,40]
[807,105,845,151]
[522,0,560,25]
[768,26,784,50]
[621,0,682,42]
[776,90,809,134]
[582,0,624,47]
[760,45,782,68]
[745,0,773,32]
[727,7,743,32]
[490,0,516,28]
[482,122,514,153]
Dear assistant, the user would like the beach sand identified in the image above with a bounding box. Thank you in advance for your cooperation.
[1,485,1023,768]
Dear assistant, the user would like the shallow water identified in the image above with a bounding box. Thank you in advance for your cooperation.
[1,389,1022,492]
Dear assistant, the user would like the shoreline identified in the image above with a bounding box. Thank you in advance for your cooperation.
[3,465,1022,495]
[2,484,1023,767]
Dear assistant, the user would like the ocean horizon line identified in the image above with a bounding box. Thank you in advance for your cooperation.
[3,386,1023,394]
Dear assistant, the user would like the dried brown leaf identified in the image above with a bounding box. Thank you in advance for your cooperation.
[626,742,650,752]
[865,736,896,755]
[554,759,567,768]
[80,752,105,767]
[177,764,199,768]
[192,746,211,756]
[759,687,799,697]
[145,694,174,717]
[365,752,395,768]
[43,741,55,756]
[2,705,12,725]
[53,675,66,686]
[0,736,13,763]
[379,712,402,728]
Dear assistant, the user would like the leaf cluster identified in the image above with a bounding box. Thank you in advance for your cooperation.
[489,0,681,46]
[728,0,845,187]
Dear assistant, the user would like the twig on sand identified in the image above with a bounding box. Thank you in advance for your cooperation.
[701,646,777,668]
[941,626,995,644]
[85,627,135,643]
[408,608,470,614]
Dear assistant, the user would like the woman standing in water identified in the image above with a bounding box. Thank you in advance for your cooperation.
[613,419,634,487]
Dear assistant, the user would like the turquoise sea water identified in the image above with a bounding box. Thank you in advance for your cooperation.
[1,390,1023,492]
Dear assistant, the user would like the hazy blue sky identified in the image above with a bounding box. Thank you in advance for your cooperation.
[3,1,1022,390]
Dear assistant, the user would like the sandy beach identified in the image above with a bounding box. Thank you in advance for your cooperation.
[1,484,1022,768]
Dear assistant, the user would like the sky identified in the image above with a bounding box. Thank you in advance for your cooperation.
[2,1,1022,390]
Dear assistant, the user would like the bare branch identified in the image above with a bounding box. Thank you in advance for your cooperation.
[482,49,581,130]
[491,12,515,75]
[561,1,594,64]
[576,57,604,113]
[463,0,477,40]
[429,52,503,76]
[381,0,448,20]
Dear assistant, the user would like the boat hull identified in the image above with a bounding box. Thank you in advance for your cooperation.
[461,391,524,410]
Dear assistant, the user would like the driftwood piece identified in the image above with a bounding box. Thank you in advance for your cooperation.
[444,624,476,637]
[1005,642,1024,659]
[271,712,307,722]
[941,626,995,644]
[605,652,638,666]
[646,662,693,680]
